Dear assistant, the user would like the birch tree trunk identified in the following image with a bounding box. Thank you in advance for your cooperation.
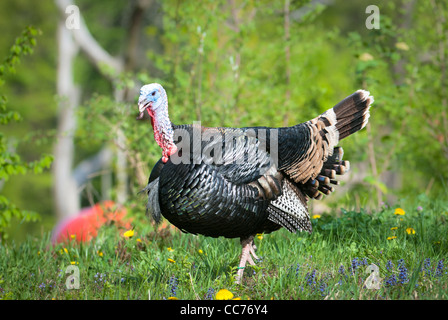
[53,19,81,220]
[54,0,123,220]
[53,0,151,220]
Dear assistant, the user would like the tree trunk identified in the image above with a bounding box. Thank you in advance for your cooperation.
[53,0,151,220]
[53,19,81,220]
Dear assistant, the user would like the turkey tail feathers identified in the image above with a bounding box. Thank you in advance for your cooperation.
[307,89,373,198]
[300,89,373,201]
[332,89,374,140]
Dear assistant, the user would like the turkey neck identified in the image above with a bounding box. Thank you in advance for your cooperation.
[147,91,177,163]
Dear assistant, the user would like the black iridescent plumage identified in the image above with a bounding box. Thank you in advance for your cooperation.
[140,85,374,283]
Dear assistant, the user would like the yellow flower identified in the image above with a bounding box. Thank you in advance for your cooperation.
[406,228,415,235]
[198,249,204,254]
[123,229,135,238]
[167,247,174,252]
[70,261,78,265]
[136,238,142,242]
[97,250,103,257]
[390,227,398,231]
[395,42,409,51]
[257,233,263,240]
[167,258,176,264]
[394,208,405,216]
[64,248,68,254]
[312,214,321,219]
[387,236,397,240]
[359,52,374,61]
[216,289,234,300]
[37,251,41,255]
[167,297,178,300]
[70,234,76,240]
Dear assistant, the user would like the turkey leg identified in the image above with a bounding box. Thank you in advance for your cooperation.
[235,236,259,284]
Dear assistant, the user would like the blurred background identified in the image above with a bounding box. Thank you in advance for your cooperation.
[1,0,447,242]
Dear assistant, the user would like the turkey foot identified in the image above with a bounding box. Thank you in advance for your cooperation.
[235,236,259,284]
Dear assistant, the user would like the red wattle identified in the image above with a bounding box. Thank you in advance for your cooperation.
[162,144,178,163]
[147,107,177,163]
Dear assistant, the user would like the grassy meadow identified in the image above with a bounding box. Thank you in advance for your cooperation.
[1,1,448,308]
[1,194,447,301]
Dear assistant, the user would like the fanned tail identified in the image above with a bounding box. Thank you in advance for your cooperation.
[332,89,374,140]
[300,89,373,200]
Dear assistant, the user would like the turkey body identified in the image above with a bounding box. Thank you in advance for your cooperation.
[144,90,373,239]
[158,159,275,239]
[138,83,373,283]
[153,125,281,239]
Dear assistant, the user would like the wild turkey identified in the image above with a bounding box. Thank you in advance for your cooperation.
[137,83,373,284]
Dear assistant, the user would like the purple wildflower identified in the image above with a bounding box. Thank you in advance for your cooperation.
[385,274,397,287]
[349,258,360,275]
[386,260,394,272]
[436,260,444,277]
[318,279,328,297]
[168,276,178,297]
[422,258,432,277]
[398,259,409,284]
[338,264,346,276]
[306,269,317,287]
[205,288,214,300]
[338,264,347,285]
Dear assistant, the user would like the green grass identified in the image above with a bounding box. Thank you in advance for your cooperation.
[1,194,447,300]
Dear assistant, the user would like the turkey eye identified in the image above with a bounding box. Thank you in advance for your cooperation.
[151,91,156,96]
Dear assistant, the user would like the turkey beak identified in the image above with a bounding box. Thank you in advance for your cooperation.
[137,101,152,120]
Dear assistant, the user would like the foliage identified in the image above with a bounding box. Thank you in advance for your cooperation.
[0,196,447,300]
[343,1,448,200]
[0,26,53,240]
[399,1,448,195]
[0,1,447,239]
[76,0,375,210]
[132,0,448,208]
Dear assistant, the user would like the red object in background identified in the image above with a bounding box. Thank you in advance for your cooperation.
[52,201,130,243]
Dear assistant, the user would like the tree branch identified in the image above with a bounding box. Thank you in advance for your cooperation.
[55,0,123,76]
[72,147,113,187]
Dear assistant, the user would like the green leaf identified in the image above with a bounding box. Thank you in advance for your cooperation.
[0,26,42,240]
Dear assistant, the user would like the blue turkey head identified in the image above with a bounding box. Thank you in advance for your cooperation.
[137,83,165,119]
